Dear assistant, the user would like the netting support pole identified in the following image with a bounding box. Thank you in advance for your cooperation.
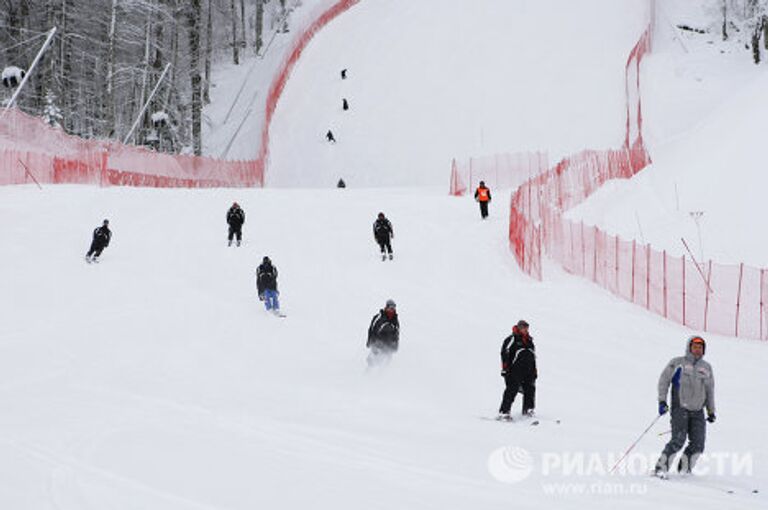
[704,260,712,332]
[663,249,667,318]
[631,239,637,303]
[615,235,620,295]
[646,243,651,310]
[760,268,765,340]
[682,256,687,327]
[735,262,744,337]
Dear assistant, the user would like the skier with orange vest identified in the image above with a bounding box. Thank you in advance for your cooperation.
[474,181,492,219]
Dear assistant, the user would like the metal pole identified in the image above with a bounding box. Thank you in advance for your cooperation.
[123,63,172,145]
[2,27,57,116]
[17,158,42,190]
[609,415,663,474]
[681,237,714,294]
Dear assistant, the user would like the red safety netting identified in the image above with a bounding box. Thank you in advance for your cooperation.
[0,109,260,188]
[449,151,548,197]
[0,0,360,189]
[258,0,360,179]
[497,27,767,340]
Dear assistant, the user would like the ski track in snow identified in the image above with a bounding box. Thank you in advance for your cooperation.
[1,185,765,509]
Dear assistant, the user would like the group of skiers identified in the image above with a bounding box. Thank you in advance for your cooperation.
[494,322,716,480]
[81,189,716,479]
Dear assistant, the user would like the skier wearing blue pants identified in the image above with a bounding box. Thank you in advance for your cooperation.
[257,256,280,314]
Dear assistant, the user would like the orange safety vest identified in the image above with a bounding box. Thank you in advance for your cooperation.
[476,187,490,202]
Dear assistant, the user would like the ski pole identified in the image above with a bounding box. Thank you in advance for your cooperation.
[609,414,662,474]
[657,430,671,437]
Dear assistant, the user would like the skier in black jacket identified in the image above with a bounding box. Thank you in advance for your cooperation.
[366,299,399,366]
[226,202,245,247]
[256,256,280,313]
[498,319,537,420]
[373,212,394,261]
[85,219,112,263]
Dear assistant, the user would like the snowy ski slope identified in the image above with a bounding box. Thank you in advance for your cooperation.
[2,0,767,508]
[1,185,765,509]
[267,0,649,187]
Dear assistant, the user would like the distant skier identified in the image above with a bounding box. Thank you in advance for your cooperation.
[373,212,394,261]
[226,202,245,247]
[256,256,281,315]
[342,98,349,111]
[366,299,399,367]
[341,68,347,79]
[497,320,537,420]
[85,219,112,263]
[474,181,492,219]
[654,336,716,477]
[326,130,336,143]
[337,178,346,188]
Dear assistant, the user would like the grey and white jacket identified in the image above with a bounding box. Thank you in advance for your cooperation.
[657,339,715,414]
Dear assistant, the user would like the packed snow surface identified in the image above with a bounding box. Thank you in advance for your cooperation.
[0,185,765,509]
[267,0,649,187]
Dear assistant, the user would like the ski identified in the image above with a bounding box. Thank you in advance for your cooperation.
[479,416,548,426]
[653,474,759,495]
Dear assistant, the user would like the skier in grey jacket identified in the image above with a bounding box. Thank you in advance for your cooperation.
[654,336,716,477]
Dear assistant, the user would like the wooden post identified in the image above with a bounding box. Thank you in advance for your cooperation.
[682,256,686,327]
[704,261,712,332]
[593,226,598,283]
[615,235,620,295]
[646,243,651,310]
[735,263,744,337]
[631,239,636,303]
[761,268,765,340]
[581,221,586,276]
[663,249,667,318]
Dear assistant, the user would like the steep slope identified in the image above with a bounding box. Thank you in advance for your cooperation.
[567,2,768,266]
[267,0,649,187]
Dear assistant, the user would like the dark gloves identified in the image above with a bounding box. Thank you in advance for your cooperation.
[500,370,507,377]
[707,413,716,423]
[658,401,669,415]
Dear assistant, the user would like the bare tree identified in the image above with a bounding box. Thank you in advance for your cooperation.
[254,0,264,54]
[203,0,212,103]
[230,0,239,64]
[186,0,202,155]
[239,0,246,49]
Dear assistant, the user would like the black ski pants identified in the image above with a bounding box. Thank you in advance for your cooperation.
[499,371,535,414]
[479,201,489,219]
[228,225,243,242]
[376,236,392,254]
[86,241,106,258]
[656,407,706,473]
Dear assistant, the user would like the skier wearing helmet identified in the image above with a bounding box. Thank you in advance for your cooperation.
[366,299,400,366]
[474,181,492,219]
[256,256,280,314]
[85,219,112,263]
[226,202,245,247]
[373,212,394,261]
[654,335,716,478]
[497,319,537,420]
